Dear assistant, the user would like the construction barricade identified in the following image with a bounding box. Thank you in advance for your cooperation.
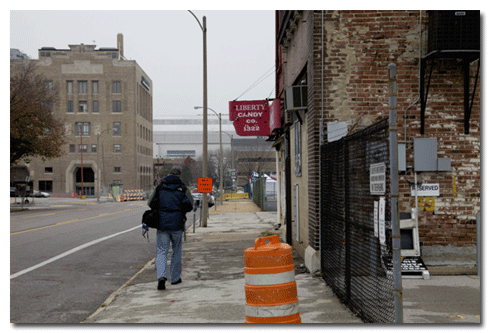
[223,192,249,201]
[243,235,301,323]
[119,189,144,202]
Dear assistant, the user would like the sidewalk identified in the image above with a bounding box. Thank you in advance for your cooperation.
[81,199,362,324]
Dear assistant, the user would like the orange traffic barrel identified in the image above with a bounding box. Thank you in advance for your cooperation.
[244,235,301,323]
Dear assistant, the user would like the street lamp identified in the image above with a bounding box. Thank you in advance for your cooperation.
[222,131,235,191]
[196,106,222,205]
[189,10,208,227]
[78,123,84,199]
[96,127,116,202]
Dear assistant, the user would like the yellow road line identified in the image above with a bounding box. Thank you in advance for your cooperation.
[10,208,88,220]
[10,206,145,236]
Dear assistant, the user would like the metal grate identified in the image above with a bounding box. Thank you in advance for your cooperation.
[320,118,396,323]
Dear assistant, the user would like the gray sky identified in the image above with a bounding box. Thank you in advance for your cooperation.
[9,9,275,118]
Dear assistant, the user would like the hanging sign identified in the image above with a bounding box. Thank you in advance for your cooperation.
[373,201,379,237]
[378,196,386,245]
[269,99,281,134]
[229,100,270,136]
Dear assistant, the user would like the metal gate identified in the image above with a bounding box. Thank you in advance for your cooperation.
[320,118,397,323]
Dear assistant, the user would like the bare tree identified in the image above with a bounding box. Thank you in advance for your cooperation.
[10,61,66,166]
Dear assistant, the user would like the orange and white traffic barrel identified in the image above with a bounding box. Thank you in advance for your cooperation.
[244,235,301,323]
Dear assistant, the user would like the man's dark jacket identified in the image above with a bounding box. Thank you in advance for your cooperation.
[148,175,194,231]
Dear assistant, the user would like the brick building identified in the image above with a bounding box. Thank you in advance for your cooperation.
[10,34,154,196]
[273,11,480,271]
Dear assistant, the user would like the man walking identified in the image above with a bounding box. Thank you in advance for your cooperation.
[148,168,193,290]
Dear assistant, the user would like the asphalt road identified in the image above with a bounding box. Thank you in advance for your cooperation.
[10,198,198,324]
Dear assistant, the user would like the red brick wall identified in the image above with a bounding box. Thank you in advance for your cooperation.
[309,10,480,249]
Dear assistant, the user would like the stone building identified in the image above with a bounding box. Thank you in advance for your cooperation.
[273,11,480,271]
[10,34,153,196]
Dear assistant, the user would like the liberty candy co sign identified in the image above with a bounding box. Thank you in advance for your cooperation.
[411,183,440,196]
[229,100,270,136]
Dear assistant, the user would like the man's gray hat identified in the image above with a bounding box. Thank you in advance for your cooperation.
[170,168,181,176]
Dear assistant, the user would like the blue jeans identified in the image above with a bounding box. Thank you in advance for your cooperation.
[155,229,183,283]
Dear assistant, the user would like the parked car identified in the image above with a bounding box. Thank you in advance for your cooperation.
[32,190,50,198]
[191,192,214,207]
[10,187,16,197]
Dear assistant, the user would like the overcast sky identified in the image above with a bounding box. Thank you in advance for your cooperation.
[9,9,275,118]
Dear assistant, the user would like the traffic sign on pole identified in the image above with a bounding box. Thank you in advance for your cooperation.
[197,177,213,193]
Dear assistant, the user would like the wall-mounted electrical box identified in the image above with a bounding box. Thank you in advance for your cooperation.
[398,144,407,172]
[413,138,451,172]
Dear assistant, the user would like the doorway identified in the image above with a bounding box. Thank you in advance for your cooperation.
[75,167,95,196]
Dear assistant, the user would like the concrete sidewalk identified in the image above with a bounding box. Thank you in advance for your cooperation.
[80,199,480,324]
[82,200,362,324]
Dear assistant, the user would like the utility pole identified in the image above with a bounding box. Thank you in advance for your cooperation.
[202,15,208,227]
[188,11,208,227]
[388,63,403,323]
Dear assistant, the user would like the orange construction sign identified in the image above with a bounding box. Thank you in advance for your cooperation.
[197,177,213,193]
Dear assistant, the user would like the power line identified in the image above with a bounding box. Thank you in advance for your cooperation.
[234,65,275,101]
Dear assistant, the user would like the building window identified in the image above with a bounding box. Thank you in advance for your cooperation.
[91,144,97,153]
[75,122,91,136]
[78,81,87,94]
[67,100,73,113]
[112,100,122,113]
[113,144,121,153]
[294,120,302,176]
[93,100,99,113]
[39,180,53,192]
[44,167,53,173]
[67,81,73,94]
[79,101,88,113]
[113,122,121,136]
[112,81,121,94]
[114,166,121,173]
[79,144,88,153]
[92,81,99,94]
[69,144,75,153]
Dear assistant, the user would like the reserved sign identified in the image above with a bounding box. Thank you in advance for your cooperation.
[411,183,440,196]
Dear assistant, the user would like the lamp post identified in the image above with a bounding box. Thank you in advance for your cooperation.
[196,106,222,205]
[222,131,235,192]
[189,10,208,227]
[96,127,116,202]
[78,123,84,199]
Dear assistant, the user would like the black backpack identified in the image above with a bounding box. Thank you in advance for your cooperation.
[142,209,160,229]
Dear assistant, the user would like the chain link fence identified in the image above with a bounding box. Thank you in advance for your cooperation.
[320,118,397,323]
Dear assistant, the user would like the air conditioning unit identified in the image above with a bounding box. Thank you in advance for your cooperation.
[285,85,307,111]
[427,10,480,54]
